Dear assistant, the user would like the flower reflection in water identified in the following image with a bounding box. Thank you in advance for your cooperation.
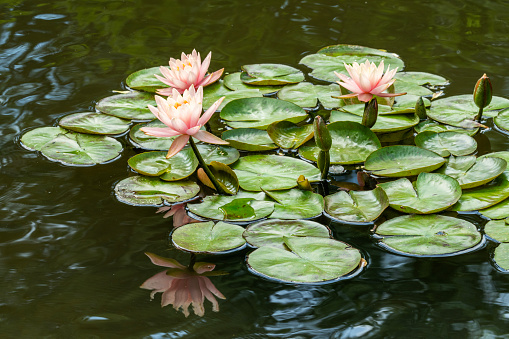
[141,252,226,317]
[157,202,201,228]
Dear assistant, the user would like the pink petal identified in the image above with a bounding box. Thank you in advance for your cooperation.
[358,93,373,102]
[144,253,187,269]
[140,270,173,291]
[337,81,363,95]
[199,52,212,80]
[198,68,224,87]
[154,74,177,88]
[186,125,201,136]
[197,96,225,126]
[140,127,180,138]
[166,135,190,158]
[193,130,229,145]
[156,88,173,96]
[168,118,189,134]
[376,91,407,98]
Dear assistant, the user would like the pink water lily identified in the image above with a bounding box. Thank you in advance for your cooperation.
[156,49,224,96]
[334,60,406,102]
[141,85,227,158]
[140,252,226,317]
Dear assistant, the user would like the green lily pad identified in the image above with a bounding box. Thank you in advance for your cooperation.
[114,176,200,206]
[324,187,389,223]
[414,120,478,136]
[195,144,240,165]
[197,161,239,195]
[378,173,462,214]
[277,82,342,109]
[220,97,308,130]
[365,145,446,177]
[221,128,278,151]
[171,221,246,254]
[59,112,130,135]
[243,219,331,249]
[21,127,123,166]
[494,108,509,133]
[451,172,509,211]
[493,243,509,271]
[187,190,274,222]
[330,110,420,133]
[267,121,314,149]
[96,91,156,121]
[223,72,281,94]
[414,131,477,157]
[376,129,414,143]
[340,96,431,116]
[264,188,324,219]
[484,220,509,242]
[393,71,449,87]
[202,80,263,111]
[231,154,321,191]
[436,155,507,189]
[127,149,198,181]
[240,64,304,85]
[480,200,509,220]
[479,151,509,164]
[129,120,177,150]
[374,214,482,256]
[126,66,166,93]
[427,94,509,128]
[299,121,381,165]
[247,236,363,283]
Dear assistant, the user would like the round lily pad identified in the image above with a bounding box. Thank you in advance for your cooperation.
[59,112,130,135]
[378,172,462,214]
[484,220,509,243]
[96,91,156,121]
[221,128,278,151]
[129,120,178,150]
[324,187,389,223]
[21,126,70,151]
[243,219,331,249]
[220,97,308,130]
[127,149,198,181]
[330,110,420,133]
[126,66,166,93]
[451,172,509,211]
[267,121,314,149]
[240,64,304,85]
[264,188,324,219]
[298,121,381,165]
[493,243,509,271]
[231,154,321,191]
[393,71,449,87]
[340,97,430,116]
[436,155,506,189]
[114,176,200,206]
[195,144,240,165]
[480,200,509,220]
[374,214,483,256]
[171,221,246,254]
[494,108,509,133]
[202,80,263,111]
[276,82,342,109]
[414,120,478,136]
[415,131,477,157]
[247,236,363,283]
[223,72,281,94]
[365,145,446,177]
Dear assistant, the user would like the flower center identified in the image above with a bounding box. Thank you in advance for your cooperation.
[173,100,189,109]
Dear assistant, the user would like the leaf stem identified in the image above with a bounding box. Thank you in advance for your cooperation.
[189,138,228,195]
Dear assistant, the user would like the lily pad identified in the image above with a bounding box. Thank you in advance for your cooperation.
[480,200,509,220]
[299,121,381,165]
[240,64,304,85]
[267,121,314,149]
[264,188,324,219]
[493,243,509,271]
[129,120,177,150]
[247,236,363,283]
[414,120,478,136]
[378,173,462,214]
[127,149,198,181]
[340,96,431,116]
[59,112,130,135]
[223,72,281,94]
[451,172,509,211]
[277,82,342,109]
[196,144,240,165]
[171,221,246,254]
[220,97,308,130]
[197,161,239,195]
[436,155,507,189]
[243,219,331,249]
[414,131,477,157]
[114,176,200,206]
[324,187,389,223]
[494,108,509,133]
[374,214,482,256]
[484,220,509,242]
[21,126,70,151]
[330,110,420,133]
[231,154,321,191]
[221,128,278,151]
[365,145,446,177]
[126,66,166,93]
[187,191,275,222]
[393,71,449,87]
[202,80,263,111]
[479,151,509,164]
[96,91,156,121]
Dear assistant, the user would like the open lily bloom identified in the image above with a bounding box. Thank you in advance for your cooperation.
[140,253,226,317]
[156,49,224,96]
[334,60,406,102]
[141,85,227,158]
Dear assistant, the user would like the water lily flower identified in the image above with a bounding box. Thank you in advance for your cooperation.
[157,202,201,228]
[141,252,226,317]
[141,85,228,159]
[156,49,224,96]
[334,60,406,102]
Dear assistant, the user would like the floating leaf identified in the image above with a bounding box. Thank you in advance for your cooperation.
[115,176,200,206]
[196,144,240,165]
[339,96,430,116]
[96,91,156,121]
[128,149,198,181]
[451,172,509,211]
[221,128,278,151]
[299,121,381,165]
[493,243,509,271]
[21,126,70,151]
[374,214,482,256]
[223,72,281,94]
[393,71,449,87]
[378,173,462,214]
[414,120,478,136]
[197,161,239,195]
[129,120,177,150]
[494,108,509,133]
[220,97,308,130]
[276,82,342,109]
[247,237,362,283]
[59,112,130,135]
[171,221,246,254]
[365,145,446,177]
[231,155,321,191]
[202,80,263,111]
[264,188,324,219]
[437,155,506,189]
[330,110,419,133]
[480,199,509,220]
[414,131,477,157]
[241,64,304,85]
[243,219,331,249]
[324,187,389,223]
[126,66,166,93]
[485,220,509,242]
[267,121,314,149]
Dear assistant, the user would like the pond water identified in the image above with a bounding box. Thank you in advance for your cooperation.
[3,0,509,337]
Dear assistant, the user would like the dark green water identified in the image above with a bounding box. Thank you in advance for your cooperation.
[3,0,509,337]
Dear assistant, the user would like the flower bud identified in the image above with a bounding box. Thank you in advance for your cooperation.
[473,73,492,109]
[415,96,427,120]
[317,150,330,180]
[297,175,313,191]
[362,98,378,128]
[313,116,332,151]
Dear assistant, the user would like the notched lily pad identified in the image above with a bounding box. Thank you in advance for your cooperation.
[96,91,156,121]
[277,82,342,109]
[223,72,281,94]
[415,131,477,157]
[130,120,177,150]
[415,120,478,136]
[241,64,304,85]
[330,110,419,133]
[221,128,278,151]
[324,187,389,223]
[202,80,263,111]
[267,121,314,149]
[59,112,130,135]
[451,172,509,211]
[437,155,506,189]
[128,149,198,181]
[126,66,166,93]
[264,188,324,219]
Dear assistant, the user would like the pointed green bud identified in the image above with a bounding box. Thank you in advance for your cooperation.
[415,96,427,119]
[362,98,378,128]
[313,116,332,151]
[473,73,492,109]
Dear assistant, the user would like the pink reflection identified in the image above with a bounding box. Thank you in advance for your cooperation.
[157,203,201,228]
